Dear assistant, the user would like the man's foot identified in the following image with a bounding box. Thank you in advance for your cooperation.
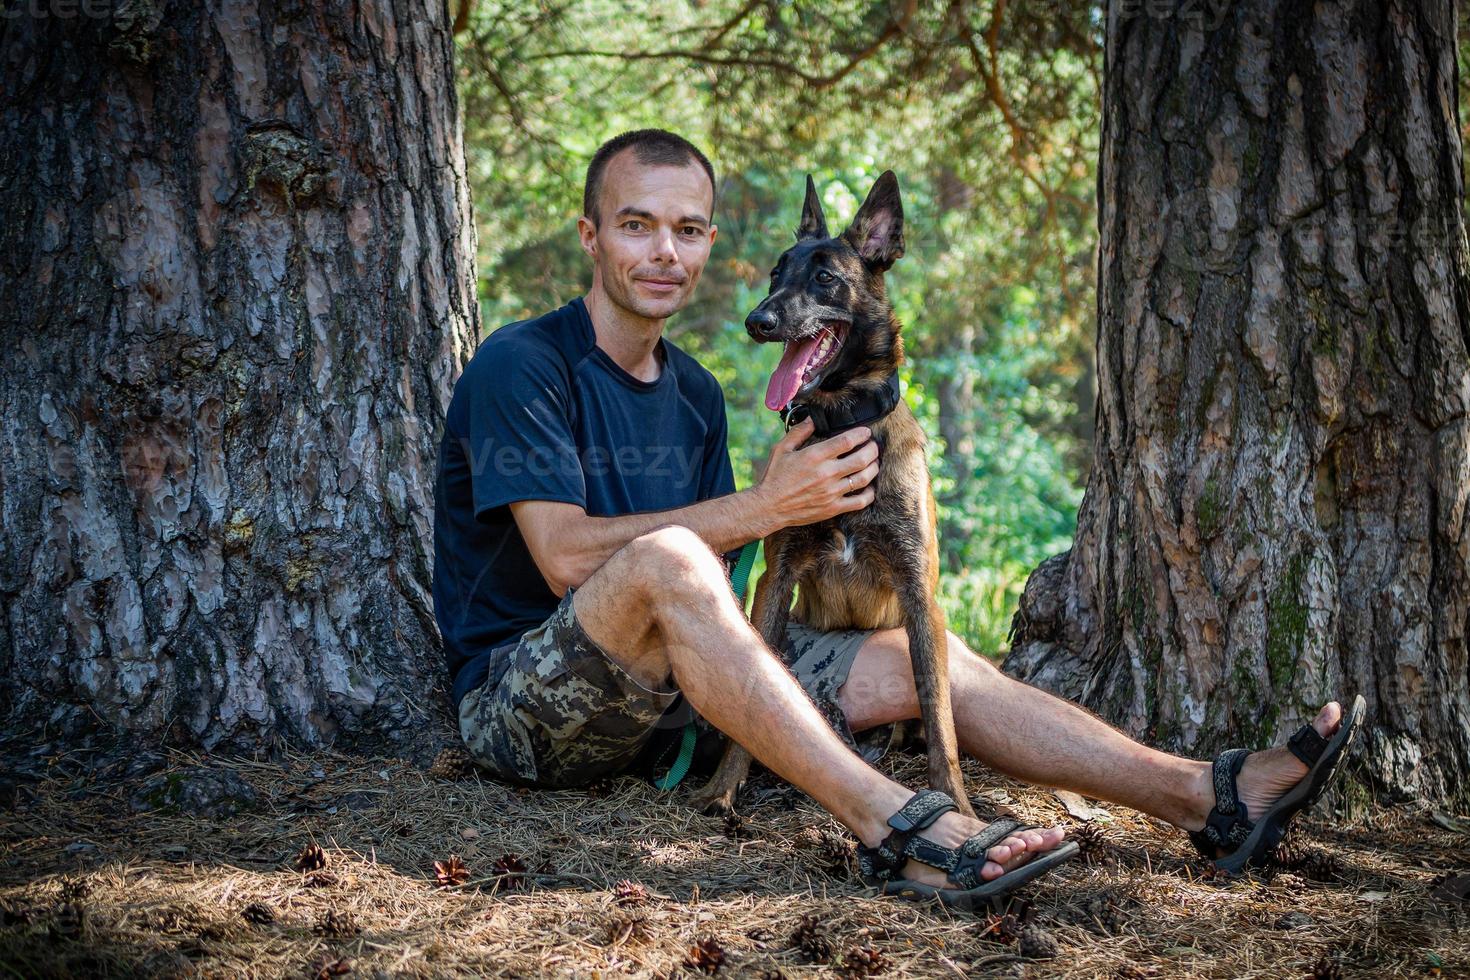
[894,810,1069,888]
[1182,701,1343,839]
[1234,701,1343,819]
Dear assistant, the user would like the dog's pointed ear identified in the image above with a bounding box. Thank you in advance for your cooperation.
[842,170,904,270]
[796,174,829,241]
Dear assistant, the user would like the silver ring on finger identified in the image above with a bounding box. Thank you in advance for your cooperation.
[845,475,853,493]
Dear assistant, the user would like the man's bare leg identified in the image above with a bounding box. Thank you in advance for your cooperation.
[840,629,1344,833]
[569,525,1068,887]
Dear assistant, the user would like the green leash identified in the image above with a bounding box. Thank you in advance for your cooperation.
[652,538,760,791]
[729,538,760,609]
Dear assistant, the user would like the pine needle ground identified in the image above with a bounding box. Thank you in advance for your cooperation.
[1,740,1465,978]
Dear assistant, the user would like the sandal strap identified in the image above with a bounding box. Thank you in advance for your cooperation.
[905,817,1025,889]
[885,788,957,832]
[855,789,956,885]
[1286,722,1329,767]
[1190,748,1254,854]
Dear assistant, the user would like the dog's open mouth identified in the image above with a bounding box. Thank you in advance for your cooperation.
[764,321,848,411]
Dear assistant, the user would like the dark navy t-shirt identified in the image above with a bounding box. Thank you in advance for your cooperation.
[433,297,738,708]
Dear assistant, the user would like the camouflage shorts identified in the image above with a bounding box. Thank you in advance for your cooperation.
[458,585,879,789]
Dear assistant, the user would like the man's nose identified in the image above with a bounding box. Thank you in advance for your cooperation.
[650,228,678,263]
[745,307,779,339]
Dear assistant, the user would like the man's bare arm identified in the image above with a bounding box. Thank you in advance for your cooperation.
[511,417,881,597]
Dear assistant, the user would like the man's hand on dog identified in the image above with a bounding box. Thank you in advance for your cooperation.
[754,417,879,526]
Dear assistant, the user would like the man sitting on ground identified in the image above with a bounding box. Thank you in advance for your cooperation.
[432,128,1358,900]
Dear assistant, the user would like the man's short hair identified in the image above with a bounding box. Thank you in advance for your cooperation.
[583,129,716,226]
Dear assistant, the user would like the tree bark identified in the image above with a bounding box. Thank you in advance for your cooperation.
[1006,0,1470,805]
[0,0,478,752]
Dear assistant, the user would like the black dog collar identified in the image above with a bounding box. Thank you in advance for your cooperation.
[779,371,902,437]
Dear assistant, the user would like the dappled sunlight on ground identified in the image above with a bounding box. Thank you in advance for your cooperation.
[1,743,1465,977]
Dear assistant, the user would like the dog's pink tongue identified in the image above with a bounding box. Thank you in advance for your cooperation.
[765,336,820,411]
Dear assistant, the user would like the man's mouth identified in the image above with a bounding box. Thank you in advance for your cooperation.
[635,276,684,293]
[764,321,848,411]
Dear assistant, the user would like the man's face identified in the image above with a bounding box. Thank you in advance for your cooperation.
[578,151,717,322]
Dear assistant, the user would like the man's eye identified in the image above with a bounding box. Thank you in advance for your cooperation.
[815,269,835,284]
[625,221,644,231]
[681,226,701,236]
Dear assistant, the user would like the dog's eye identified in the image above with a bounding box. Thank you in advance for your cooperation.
[815,269,835,284]
[768,268,778,279]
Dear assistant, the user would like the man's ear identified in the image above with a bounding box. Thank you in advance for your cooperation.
[841,170,904,270]
[796,174,828,241]
[577,214,598,258]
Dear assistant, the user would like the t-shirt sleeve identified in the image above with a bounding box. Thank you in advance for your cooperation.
[466,343,585,520]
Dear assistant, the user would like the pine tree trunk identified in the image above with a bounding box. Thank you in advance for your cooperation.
[0,0,478,752]
[1006,0,1470,805]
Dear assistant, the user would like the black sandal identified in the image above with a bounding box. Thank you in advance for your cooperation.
[856,789,1079,912]
[1190,695,1366,876]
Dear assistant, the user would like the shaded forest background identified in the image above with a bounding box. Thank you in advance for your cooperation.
[457,0,1099,655]
[455,1,1470,656]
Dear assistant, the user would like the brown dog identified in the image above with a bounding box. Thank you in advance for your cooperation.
[690,172,973,819]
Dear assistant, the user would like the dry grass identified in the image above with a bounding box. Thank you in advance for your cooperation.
[1,739,1466,979]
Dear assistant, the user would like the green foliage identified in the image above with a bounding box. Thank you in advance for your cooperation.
[454,0,1100,656]
[921,293,1084,656]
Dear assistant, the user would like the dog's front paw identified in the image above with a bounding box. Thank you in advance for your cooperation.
[688,784,739,817]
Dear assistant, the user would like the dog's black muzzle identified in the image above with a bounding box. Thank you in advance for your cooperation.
[745,306,782,340]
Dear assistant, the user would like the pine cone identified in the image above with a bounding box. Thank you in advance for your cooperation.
[722,812,750,839]
[613,879,651,906]
[795,827,854,874]
[491,853,527,890]
[836,944,888,976]
[1079,891,1124,935]
[1071,823,1107,863]
[684,936,726,974]
[294,843,328,873]
[601,910,651,945]
[240,901,275,925]
[791,915,834,964]
[58,876,92,901]
[794,826,824,848]
[1268,830,1306,869]
[1299,849,1340,882]
[427,747,474,781]
[754,970,787,980]
[313,909,360,938]
[1019,925,1060,960]
[434,855,470,887]
[304,869,339,889]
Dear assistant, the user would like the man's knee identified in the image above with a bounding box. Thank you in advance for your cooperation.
[621,524,727,597]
